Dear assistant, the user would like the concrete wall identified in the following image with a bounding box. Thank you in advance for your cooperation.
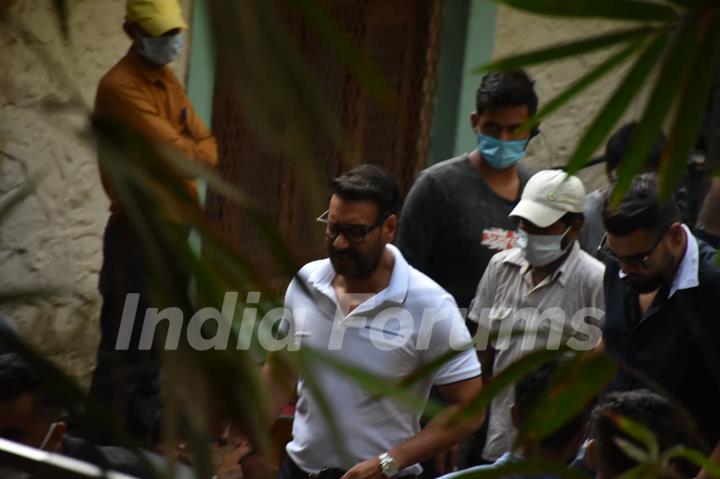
[0,0,191,383]
[493,5,649,192]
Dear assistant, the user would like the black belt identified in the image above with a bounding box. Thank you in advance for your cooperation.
[282,457,417,479]
[283,457,345,479]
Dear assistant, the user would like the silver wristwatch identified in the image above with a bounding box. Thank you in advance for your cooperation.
[378,452,400,477]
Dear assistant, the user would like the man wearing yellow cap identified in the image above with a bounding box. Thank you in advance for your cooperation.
[89,0,218,444]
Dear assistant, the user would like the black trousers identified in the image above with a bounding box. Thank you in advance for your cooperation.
[87,213,188,445]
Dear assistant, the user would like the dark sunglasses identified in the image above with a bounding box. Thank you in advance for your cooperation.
[598,228,668,268]
[316,210,387,244]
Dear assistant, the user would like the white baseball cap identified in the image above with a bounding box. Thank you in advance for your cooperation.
[509,169,585,228]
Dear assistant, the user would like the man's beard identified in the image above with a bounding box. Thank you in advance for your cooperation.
[627,255,677,294]
[329,245,385,280]
[628,274,666,293]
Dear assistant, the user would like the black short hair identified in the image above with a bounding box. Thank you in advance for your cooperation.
[560,212,584,227]
[0,353,61,415]
[515,355,591,450]
[604,122,666,173]
[0,353,40,402]
[475,70,539,117]
[329,165,400,221]
[591,389,700,478]
[602,173,680,236]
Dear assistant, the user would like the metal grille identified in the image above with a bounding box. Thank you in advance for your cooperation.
[207,0,442,289]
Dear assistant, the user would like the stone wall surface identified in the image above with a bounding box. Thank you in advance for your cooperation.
[0,0,191,384]
[493,6,651,193]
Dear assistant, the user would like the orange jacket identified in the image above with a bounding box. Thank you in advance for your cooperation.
[94,49,218,213]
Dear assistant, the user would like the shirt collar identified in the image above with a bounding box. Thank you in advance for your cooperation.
[502,242,581,287]
[126,48,173,84]
[669,224,700,297]
[616,224,700,298]
[305,244,411,307]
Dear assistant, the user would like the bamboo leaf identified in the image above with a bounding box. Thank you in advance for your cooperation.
[658,14,720,199]
[526,39,644,130]
[494,0,678,22]
[615,437,654,464]
[613,17,701,202]
[462,348,566,417]
[612,414,661,459]
[517,352,617,445]
[565,34,668,174]
[663,446,720,476]
[475,27,661,73]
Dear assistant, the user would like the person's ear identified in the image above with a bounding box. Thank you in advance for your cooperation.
[470,111,479,132]
[586,438,599,475]
[384,214,398,243]
[667,222,684,247]
[510,403,519,430]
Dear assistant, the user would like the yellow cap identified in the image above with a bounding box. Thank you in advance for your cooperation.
[126,0,188,37]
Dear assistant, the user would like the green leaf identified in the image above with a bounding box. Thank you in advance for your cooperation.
[565,34,668,175]
[612,414,660,459]
[614,437,653,464]
[517,352,618,445]
[475,27,661,73]
[494,0,679,22]
[612,17,702,202]
[526,39,644,130]
[663,446,720,476]
[658,14,720,199]
[461,348,567,418]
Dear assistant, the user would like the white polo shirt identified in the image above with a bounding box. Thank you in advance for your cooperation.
[283,244,481,475]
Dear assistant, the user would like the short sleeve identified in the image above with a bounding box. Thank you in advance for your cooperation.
[422,297,482,386]
[396,172,444,273]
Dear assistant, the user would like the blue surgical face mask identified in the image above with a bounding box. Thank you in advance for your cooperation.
[477,134,527,169]
[139,31,185,65]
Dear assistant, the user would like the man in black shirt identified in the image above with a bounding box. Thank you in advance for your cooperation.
[397,70,537,317]
[600,173,720,474]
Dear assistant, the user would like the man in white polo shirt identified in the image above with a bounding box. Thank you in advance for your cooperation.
[469,169,605,463]
[244,165,483,479]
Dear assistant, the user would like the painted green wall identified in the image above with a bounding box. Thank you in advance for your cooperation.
[186,0,215,127]
[428,0,497,166]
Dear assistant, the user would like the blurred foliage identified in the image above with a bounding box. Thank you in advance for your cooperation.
[0,0,717,477]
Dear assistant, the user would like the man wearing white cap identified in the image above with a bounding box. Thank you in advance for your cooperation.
[89,0,218,444]
[468,169,605,462]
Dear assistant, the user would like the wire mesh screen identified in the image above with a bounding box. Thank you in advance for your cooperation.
[207,0,442,289]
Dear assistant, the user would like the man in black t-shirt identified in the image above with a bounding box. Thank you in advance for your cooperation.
[396,70,538,472]
[397,70,537,317]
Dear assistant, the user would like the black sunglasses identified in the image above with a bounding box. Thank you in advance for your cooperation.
[316,210,387,244]
[598,228,668,268]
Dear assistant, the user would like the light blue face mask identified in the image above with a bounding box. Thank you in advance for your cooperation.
[477,134,527,169]
[139,31,185,65]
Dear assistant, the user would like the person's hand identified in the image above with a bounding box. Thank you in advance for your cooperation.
[434,444,460,475]
[341,457,383,479]
[239,453,277,479]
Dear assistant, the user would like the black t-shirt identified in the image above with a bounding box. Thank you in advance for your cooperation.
[396,154,531,312]
[602,239,720,447]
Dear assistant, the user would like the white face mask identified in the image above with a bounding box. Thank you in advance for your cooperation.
[139,31,185,65]
[517,227,571,267]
